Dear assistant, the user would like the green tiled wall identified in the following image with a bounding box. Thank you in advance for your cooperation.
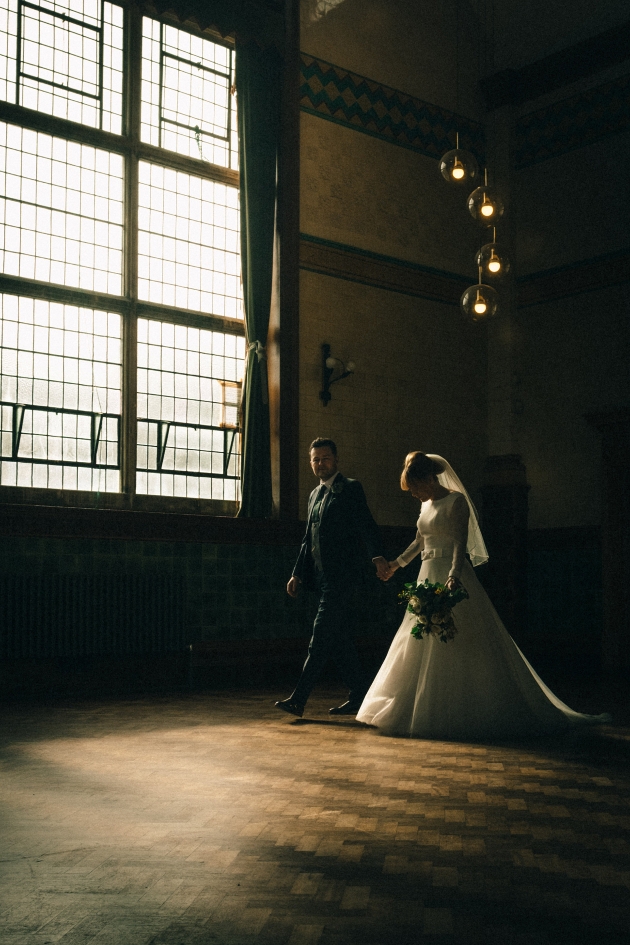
[0,535,404,648]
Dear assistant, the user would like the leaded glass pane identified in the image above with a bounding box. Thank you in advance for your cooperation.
[0,292,121,490]
[141,17,238,169]
[0,0,124,133]
[136,317,243,500]
[137,161,242,318]
[0,121,124,293]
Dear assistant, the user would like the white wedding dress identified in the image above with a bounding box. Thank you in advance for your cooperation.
[357,489,610,740]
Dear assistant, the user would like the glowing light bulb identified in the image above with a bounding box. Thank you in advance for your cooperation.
[461,279,498,320]
[481,202,494,217]
[488,257,501,272]
[439,138,479,185]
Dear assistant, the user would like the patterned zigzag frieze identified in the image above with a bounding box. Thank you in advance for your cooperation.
[515,72,630,168]
[300,53,485,163]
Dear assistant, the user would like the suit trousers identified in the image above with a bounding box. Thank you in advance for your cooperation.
[291,574,366,707]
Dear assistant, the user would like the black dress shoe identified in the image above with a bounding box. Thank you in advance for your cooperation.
[329,701,361,716]
[275,699,304,718]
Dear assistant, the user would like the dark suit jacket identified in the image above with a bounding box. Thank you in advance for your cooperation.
[292,474,384,589]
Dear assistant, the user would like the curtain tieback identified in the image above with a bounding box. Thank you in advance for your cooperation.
[248,340,268,404]
[248,340,267,361]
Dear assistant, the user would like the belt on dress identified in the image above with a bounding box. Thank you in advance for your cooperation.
[421,547,453,559]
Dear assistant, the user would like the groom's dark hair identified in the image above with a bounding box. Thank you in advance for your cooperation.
[309,437,337,455]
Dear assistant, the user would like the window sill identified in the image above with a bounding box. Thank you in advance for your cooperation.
[0,486,304,544]
[0,486,238,517]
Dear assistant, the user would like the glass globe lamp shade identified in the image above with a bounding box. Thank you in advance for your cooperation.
[467,186,504,226]
[460,283,499,322]
[476,241,511,279]
[439,148,479,185]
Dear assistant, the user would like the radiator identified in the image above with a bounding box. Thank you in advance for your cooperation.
[0,574,186,659]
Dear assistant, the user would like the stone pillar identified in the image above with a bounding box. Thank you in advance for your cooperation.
[479,454,529,640]
[587,409,630,674]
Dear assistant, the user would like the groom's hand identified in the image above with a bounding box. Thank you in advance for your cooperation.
[287,576,301,598]
[373,556,392,581]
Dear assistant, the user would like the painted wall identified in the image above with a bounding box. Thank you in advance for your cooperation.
[513,71,630,529]
[515,284,629,530]
[298,270,487,526]
[300,113,480,274]
[514,77,630,276]
[301,0,484,118]
[492,0,629,74]
[298,0,488,525]
[297,0,630,671]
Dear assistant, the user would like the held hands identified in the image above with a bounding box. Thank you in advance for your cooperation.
[373,557,400,582]
[287,576,301,598]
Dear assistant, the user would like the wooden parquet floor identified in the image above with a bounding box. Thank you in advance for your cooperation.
[1,690,630,945]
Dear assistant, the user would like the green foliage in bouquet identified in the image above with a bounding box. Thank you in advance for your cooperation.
[399,579,469,643]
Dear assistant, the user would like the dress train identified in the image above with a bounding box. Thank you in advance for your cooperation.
[357,526,610,740]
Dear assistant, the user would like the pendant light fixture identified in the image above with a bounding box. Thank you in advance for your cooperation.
[467,168,504,226]
[461,267,499,322]
[476,227,510,279]
[439,132,479,185]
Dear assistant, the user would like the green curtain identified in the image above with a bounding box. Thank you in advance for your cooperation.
[236,40,282,518]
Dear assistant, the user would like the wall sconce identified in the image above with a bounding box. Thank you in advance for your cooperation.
[319,343,355,406]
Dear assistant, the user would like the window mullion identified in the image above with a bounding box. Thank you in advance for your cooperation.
[120,3,143,497]
[121,305,138,496]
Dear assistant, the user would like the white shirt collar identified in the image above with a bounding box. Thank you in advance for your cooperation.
[320,472,339,491]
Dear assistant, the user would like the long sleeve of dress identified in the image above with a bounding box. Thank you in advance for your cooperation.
[396,528,424,568]
[447,492,469,579]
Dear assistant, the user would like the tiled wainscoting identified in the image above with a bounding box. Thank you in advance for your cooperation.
[0,509,604,698]
[0,515,412,699]
[0,537,292,643]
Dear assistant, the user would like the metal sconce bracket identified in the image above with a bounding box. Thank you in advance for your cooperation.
[319,343,354,406]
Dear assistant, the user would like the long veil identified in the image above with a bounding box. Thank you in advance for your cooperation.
[427,454,489,567]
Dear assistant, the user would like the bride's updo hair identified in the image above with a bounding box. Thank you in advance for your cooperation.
[400,452,445,491]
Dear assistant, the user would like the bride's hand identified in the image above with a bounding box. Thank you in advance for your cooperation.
[380,560,400,582]
[373,558,398,581]
[445,576,463,591]
[373,557,389,581]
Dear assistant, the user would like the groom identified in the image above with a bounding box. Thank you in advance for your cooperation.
[276,438,390,718]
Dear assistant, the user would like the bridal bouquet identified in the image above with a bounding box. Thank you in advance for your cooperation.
[399,580,469,643]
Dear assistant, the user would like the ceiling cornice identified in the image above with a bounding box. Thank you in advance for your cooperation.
[481,18,630,110]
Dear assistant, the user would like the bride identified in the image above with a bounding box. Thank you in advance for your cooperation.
[356,452,610,739]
